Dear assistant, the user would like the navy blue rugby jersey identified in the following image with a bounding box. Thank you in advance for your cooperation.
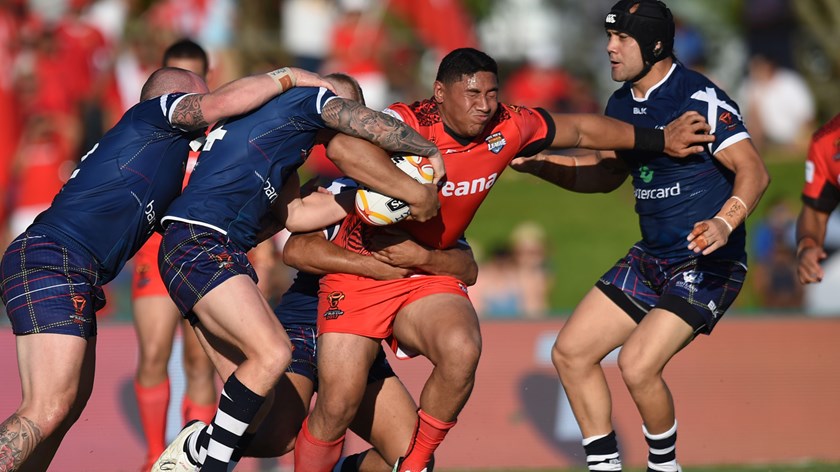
[162,86,337,252]
[31,93,199,283]
[605,63,750,260]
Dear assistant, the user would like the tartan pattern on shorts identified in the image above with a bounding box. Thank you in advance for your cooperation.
[158,222,256,316]
[0,231,105,338]
[286,323,318,387]
[600,245,746,333]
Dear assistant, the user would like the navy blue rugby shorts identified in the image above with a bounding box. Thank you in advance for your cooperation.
[283,322,396,391]
[1,231,105,338]
[159,221,256,323]
[596,245,746,335]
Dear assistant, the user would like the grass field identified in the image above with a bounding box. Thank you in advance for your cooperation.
[466,155,805,312]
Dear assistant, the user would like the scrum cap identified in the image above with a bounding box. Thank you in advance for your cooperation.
[605,0,675,68]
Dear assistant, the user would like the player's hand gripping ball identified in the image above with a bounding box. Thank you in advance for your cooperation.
[355,155,435,225]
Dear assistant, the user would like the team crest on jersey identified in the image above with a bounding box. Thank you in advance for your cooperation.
[718,111,738,131]
[324,291,345,320]
[485,132,507,154]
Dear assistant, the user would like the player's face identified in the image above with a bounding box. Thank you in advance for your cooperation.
[606,29,645,82]
[435,71,499,138]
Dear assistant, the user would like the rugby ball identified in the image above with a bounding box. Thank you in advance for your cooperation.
[355,155,435,225]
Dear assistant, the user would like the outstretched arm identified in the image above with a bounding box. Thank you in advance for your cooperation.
[549,111,714,157]
[172,67,335,130]
[686,138,770,255]
[509,150,629,193]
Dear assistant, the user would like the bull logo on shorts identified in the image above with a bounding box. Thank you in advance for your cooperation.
[324,291,345,320]
[70,295,86,324]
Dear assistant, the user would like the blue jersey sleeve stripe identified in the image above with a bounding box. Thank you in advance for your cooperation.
[165,93,196,131]
[713,132,750,155]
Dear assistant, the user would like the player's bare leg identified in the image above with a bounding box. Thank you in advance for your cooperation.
[551,287,635,470]
[133,296,180,387]
[296,333,380,471]
[618,308,693,471]
[180,318,217,420]
[0,334,96,470]
[133,295,180,469]
[553,287,637,434]
[390,293,481,470]
[350,375,420,470]
[156,275,291,471]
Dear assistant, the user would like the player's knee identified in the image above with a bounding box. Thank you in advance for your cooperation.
[22,391,85,436]
[252,342,292,381]
[138,340,173,373]
[551,337,575,374]
[617,351,656,389]
[439,326,482,367]
[182,345,214,376]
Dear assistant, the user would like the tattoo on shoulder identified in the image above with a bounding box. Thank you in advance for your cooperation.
[0,414,43,468]
[171,95,208,131]
[321,98,436,157]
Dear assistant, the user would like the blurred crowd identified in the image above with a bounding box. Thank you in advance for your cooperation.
[0,0,835,318]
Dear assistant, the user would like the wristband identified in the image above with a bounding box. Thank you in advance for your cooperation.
[267,67,296,92]
[714,216,733,233]
[633,126,665,152]
[729,195,749,214]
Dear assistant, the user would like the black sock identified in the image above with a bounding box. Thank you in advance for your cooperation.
[200,374,265,472]
[582,430,621,471]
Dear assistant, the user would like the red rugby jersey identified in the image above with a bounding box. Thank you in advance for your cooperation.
[802,113,840,213]
[334,98,555,253]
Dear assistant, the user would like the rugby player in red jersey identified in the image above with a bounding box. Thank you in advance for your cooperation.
[797,113,840,285]
[293,47,714,472]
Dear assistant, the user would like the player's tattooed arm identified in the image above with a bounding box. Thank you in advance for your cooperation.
[0,414,43,470]
[321,98,446,183]
[171,95,209,131]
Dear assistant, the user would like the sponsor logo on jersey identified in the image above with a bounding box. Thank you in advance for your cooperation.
[633,107,647,115]
[634,182,681,200]
[145,201,157,226]
[263,179,278,204]
[486,132,507,154]
[708,299,719,318]
[639,166,654,183]
[324,291,345,320]
[440,173,498,197]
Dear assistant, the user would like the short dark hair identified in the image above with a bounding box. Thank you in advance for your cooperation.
[162,38,209,75]
[325,72,366,105]
[435,48,498,85]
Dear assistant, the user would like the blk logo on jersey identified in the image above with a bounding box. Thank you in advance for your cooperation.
[633,107,647,115]
[324,291,345,320]
[486,132,507,154]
